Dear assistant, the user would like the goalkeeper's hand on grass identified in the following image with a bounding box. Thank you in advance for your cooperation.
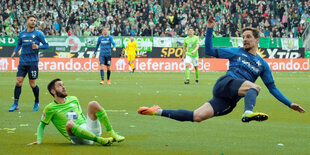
[28,142,41,145]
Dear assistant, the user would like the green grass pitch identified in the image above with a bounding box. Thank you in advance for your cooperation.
[0,71,309,155]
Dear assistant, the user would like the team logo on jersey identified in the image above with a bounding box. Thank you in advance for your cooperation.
[189,42,192,47]
[32,35,35,38]
[42,113,46,119]
[256,60,262,66]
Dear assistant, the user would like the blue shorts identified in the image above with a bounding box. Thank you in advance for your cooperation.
[208,75,245,116]
[99,55,111,66]
[16,65,39,80]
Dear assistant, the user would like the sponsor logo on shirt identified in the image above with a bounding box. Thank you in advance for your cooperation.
[238,57,260,73]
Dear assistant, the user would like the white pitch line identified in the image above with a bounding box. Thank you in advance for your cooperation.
[106,110,127,112]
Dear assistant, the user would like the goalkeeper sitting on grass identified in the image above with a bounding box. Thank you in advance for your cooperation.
[29,78,124,146]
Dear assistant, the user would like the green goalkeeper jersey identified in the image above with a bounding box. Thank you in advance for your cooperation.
[41,96,87,140]
[184,35,199,58]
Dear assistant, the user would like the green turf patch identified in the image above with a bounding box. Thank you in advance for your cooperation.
[0,71,309,154]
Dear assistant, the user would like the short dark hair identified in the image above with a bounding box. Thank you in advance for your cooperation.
[47,78,62,96]
[242,27,260,38]
[27,15,36,20]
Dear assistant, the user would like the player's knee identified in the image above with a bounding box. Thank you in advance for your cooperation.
[66,120,75,129]
[193,113,207,122]
[29,82,36,88]
[193,116,205,122]
[88,101,101,110]
[16,81,22,86]
[252,85,261,93]
[16,79,23,86]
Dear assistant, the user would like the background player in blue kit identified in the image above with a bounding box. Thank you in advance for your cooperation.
[138,16,306,123]
[9,15,49,112]
[92,27,116,85]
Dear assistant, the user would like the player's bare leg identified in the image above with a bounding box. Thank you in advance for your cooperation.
[238,81,268,122]
[88,101,124,142]
[9,77,24,112]
[193,102,214,122]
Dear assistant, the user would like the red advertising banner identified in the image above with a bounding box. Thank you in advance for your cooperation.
[0,58,309,71]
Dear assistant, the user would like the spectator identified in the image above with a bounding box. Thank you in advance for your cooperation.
[53,19,60,33]
[0,0,307,38]
[61,27,68,36]
[75,26,83,36]
[83,27,91,36]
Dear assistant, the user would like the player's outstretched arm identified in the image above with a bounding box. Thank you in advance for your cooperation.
[290,103,306,113]
[204,16,237,59]
[28,122,46,145]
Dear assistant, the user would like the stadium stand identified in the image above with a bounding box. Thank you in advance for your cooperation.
[0,0,309,37]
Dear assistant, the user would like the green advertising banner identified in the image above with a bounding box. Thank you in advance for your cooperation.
[122,37,152,51]
[0,37,17,46]
[0,36,304,50]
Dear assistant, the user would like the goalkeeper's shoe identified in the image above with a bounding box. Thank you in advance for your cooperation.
[9,103,19,112]
[109,130,125,142]
[241,112,269,123]
[137,105,161,115]
[97,137,114,146]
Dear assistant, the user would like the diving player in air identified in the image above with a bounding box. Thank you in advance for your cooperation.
[9,15,49,112]
[138,16,306,123]
[93,27,116,85]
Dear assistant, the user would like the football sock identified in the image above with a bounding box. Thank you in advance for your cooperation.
[71,124,98,141]
[100,70,104,80]
[160,109,194,122]
[244,88,258,112]
[14,86,22,104]
[107,70,111,80]
[32,85,39,102]
[185,67,190,80]
[195,68,199,80]
[96,109,113,131]
[130,63,134,71]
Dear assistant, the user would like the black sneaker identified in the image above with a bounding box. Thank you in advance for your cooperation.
[184,80,190,84]
[132,68,135,73]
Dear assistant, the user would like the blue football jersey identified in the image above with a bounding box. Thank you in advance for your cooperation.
[205,28,292,106]
[94,35,116,56]
[14,29,49,65]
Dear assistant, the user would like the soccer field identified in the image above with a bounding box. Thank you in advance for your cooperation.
[0,71,309,155]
